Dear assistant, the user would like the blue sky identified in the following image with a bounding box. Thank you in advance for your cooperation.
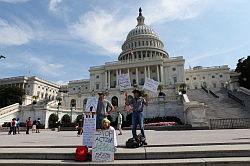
[0,0,249,84]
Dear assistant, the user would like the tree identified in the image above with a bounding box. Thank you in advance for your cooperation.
[235,56,250,89]
[0,86,25,108]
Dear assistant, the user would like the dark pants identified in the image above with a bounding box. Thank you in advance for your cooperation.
[26,126,31,134]
[132,111,145,139]
[96,114,106,129]
[8,127,13,135]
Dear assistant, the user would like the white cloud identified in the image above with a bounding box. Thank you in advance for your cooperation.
[23,54,65,77]
[0,18,34,45]
[0,0,29,3]
[49,0,62,12]
[69,9,134,55]
[69,0,210,55]
[144,0,209,24]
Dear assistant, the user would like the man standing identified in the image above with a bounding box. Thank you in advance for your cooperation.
[96,92,114,129]
[26,117,32,134]
[125,90,148,145]
[117,112,123,135]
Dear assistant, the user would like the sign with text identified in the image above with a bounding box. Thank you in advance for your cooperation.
[85,97,98,113]
[83,114,96,147]
[118,73,131,89]
[143,77,159,93]
[92,130,115,162]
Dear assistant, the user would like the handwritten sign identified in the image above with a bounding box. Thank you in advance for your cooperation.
[92,130,115,162]
[143,77,159,93]
[83,114,96,147]
[85,97,98,113]
[118,73,131,89]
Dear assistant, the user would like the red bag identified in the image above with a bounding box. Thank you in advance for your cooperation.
[75,146,88,161]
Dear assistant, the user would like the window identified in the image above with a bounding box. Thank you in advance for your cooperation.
[138,41,140,46]
[73,88,75,90]
[146,41,149,46]
[96,84,99,90]
[212,75,215,78]
[221,83,224,87]
[186,78,189,81]
[203,76,205,79]
[172,68,176,71]
[220,75,223,78]
[38,86,40,88]
[132,72,136,75]
[213,83,216,88]
[173,77,177,84]
[85,87,88,89]
[142,41,144,46]
[140,71,144,74]
[96,75,99,79]
[193,77,196,80]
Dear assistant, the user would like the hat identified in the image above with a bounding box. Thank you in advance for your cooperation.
[102,118,110,124]
[98,92,105,96]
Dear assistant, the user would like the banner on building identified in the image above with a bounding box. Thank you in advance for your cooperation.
[92,130,115,162]
[143,77,159,93]
[83,114,96,147]
[118,73,131,89]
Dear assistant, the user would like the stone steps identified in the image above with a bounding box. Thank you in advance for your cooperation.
[1,143,250,160]
[1,157,250,165]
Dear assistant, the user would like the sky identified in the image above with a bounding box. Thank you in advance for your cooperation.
[0,0,249,85]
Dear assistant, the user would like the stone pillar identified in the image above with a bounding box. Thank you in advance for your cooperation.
[148,66,151,78]
[156,65,160,81]
[160,65,164,83]
[136,67,139,85]
[116,70,119,88]
[105,70,108,89]
[150,51,153,58]
[108,70,110,89]
[144,67,147,78]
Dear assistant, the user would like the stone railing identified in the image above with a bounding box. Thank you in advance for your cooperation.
[0,103,20,118]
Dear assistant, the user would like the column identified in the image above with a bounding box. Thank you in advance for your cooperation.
[160,65,164,83]
[127,68,131,86]
[156,65,160,81]
[116,70,119,87]
[150,51,153,58]
[108,70,110,89]
[144,67,147,78]
[136,67,139,85]
[104,70,107,89]
[148,66,151,78]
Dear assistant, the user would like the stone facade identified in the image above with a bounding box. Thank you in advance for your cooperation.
[0,76,60,105]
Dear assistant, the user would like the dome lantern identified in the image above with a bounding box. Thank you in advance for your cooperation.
[137,7,145,26]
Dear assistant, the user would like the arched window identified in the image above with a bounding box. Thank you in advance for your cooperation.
[83,98,88,108]
[111,96,118,107]
[61,114,71,127]
[70,99,76,108]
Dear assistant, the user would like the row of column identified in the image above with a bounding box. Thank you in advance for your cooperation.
[106,65,164,89]
[121,51,164,61]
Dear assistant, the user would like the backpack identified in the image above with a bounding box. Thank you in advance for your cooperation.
[126,134,145,148]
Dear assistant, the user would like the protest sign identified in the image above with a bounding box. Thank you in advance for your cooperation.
[83,114,96,147]
[85,97,98,113]
[143,77,159,93]
[118,73,131,89]
[92,130,115,162]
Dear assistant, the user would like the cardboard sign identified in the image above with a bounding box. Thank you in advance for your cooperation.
[143,77,159,93]
[92,130,115,162]
[118,73,131,89]
[85,97,98,113]
[83,114,96,147]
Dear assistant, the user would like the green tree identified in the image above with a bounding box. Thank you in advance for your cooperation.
[0,86,25,108]
[235,56,250,89]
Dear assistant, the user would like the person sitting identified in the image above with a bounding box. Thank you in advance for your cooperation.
[102,118,117,148]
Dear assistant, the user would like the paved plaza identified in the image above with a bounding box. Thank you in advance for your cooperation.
[1,129,250,147]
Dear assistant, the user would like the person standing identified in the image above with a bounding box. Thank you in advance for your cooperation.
[8,118,16,135]
[26,117,32,134]
[125,90,148,145]
[16,118,20,134]
[96,92,114,130]
[117,112,123,135]
[36,118,41,133]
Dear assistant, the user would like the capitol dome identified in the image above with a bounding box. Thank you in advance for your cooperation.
[118,8,169,61]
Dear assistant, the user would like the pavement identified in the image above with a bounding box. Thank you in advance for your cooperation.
[1,129,250,147]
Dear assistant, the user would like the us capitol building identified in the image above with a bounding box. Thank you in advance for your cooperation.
[0,8,242,128]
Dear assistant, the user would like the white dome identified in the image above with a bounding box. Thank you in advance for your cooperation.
[118,8,169,61]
